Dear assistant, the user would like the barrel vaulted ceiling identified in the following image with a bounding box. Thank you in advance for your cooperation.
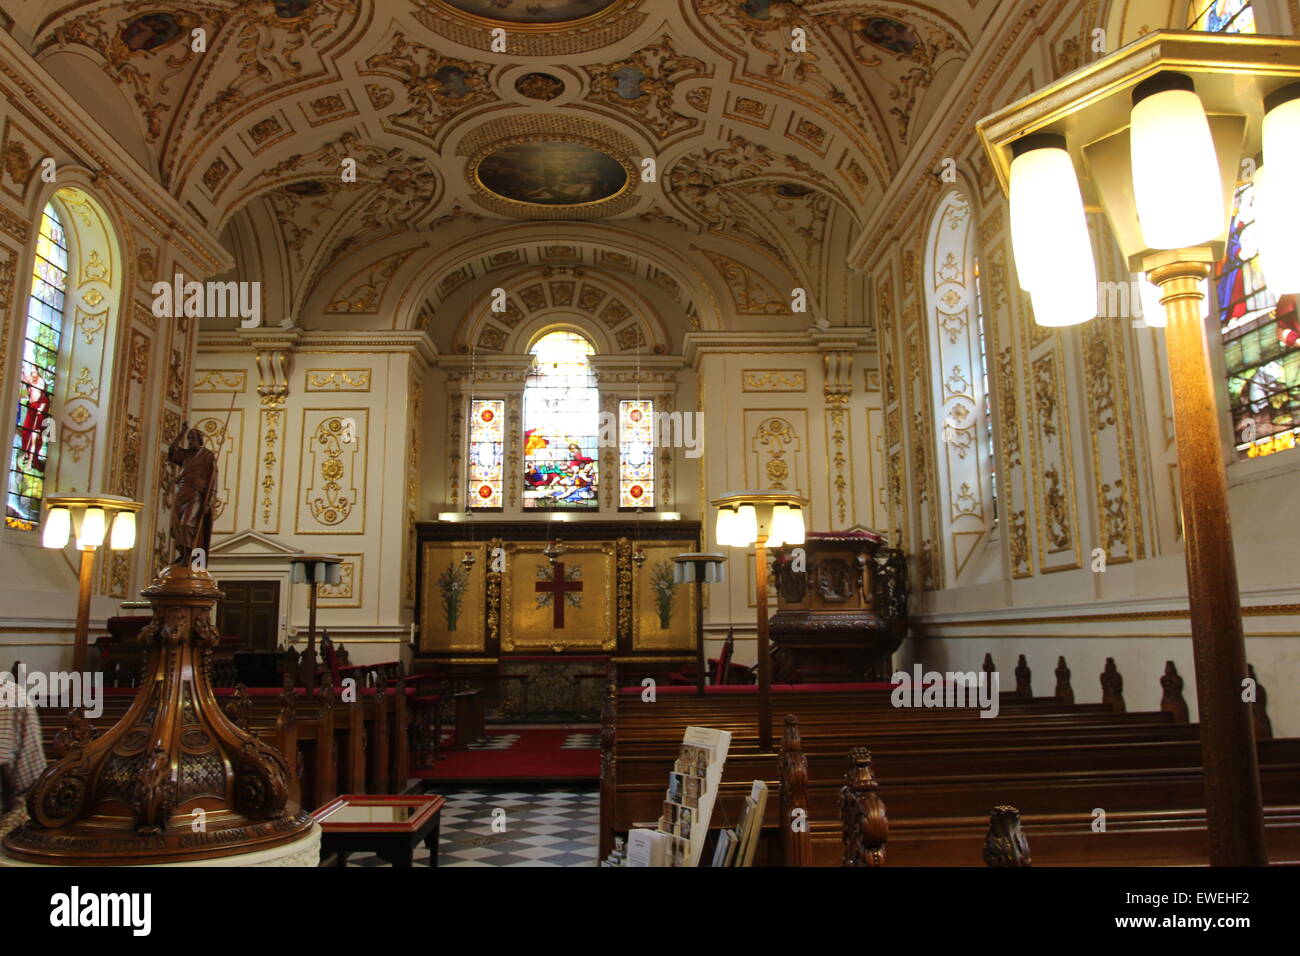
[4,0,994,350]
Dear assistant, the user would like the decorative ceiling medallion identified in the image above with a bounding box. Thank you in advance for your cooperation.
[515,73,565,101]
[472,141,630,209]
[433,0,626,26]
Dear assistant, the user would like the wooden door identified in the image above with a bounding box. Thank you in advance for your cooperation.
[217,579,280,650]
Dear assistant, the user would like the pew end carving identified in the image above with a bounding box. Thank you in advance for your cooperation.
[840,747,887,867]
[984,805,1032,866]
[1100,658,1126,713]
[779,714,812,866]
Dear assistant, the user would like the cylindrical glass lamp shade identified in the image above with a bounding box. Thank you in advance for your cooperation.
[1130,74,1224,250]
[733,505,758,547]
[1138,273,1166,327]
[1009,134,1098,312]
[42,506,71,549]
[672,558,726,585]
[1260,85,1300,292]
[78,507,106,549]
[109,511,136,550]
[768,504,805,548]
[715,507,737,548]
[1028,286,1099,328]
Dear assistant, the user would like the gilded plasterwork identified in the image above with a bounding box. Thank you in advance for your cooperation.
[318,553,363,607]
[1028,349,1080,572]
[746,413,806,494]
[193,369,247,393]
[304,368,371,392]
[325,246,420,314]
[297,409,367,534]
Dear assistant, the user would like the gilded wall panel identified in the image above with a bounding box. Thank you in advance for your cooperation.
[1028,350,1081,572]
[743,409,809,498]
[420,541,487,653]
[501,541,616,652]
[296,408,368,535]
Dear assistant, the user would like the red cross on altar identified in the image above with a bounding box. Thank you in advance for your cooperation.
[535,562,583,629]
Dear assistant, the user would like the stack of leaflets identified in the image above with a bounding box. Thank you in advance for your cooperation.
[626,725,731,866]
[709,780,767,867]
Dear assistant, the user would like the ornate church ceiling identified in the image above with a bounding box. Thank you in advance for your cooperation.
[5,0,994,346]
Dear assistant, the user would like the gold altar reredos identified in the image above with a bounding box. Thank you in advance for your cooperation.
[2,565,313,865]
[419,531,699,657]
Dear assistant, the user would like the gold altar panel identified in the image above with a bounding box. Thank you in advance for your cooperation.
[502,541,615,652]
[632,542,697,651]
[420,542,487,652]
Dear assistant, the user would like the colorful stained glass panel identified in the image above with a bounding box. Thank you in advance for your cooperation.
[523,330,599,509]
[619,399,655,508]
[468,399,505,508]
[1216,184,1300,458]
[7,204,67,530]
[1188,0,1255,33]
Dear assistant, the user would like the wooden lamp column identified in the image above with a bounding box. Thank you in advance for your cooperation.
[713,492,806,752]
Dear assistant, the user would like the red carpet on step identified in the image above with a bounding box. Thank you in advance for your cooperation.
[412,728,599,781]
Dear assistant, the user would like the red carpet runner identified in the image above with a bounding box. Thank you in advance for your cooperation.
[412,727,600,782]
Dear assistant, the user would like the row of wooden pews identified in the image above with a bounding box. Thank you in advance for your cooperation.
[601,655,1300,865]
[33,669,413,813]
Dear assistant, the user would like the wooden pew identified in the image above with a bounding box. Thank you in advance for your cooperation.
[600,658,1293,865]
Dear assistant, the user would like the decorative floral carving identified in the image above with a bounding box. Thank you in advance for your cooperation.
[308,417,356,525]
[584,35,705,139]
[363,32,494,141]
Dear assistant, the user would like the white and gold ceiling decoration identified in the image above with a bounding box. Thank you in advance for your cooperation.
[10,0,994,343]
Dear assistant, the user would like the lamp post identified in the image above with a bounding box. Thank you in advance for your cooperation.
[977,30,1300,866]
[672,552,727,695]
[40,494,142,673]
[289,554,342,687]
[712,491,806,751]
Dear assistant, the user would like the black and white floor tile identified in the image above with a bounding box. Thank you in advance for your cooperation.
[340,788,600,868]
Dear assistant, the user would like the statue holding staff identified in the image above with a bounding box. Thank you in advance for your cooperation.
[166,422,217,564]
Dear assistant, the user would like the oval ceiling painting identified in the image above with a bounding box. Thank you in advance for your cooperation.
[475,143,628,207]
[437,0,624,24]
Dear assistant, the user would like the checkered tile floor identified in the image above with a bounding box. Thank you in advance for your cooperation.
[340,788,600,867]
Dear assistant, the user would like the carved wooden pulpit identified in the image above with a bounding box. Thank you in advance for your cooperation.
[769,530,908,682]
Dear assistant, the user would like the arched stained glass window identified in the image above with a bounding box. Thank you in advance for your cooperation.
[7,203,67,530]
[523,330,599,509]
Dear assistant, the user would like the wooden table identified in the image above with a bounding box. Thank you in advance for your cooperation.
[313,794,446,868]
